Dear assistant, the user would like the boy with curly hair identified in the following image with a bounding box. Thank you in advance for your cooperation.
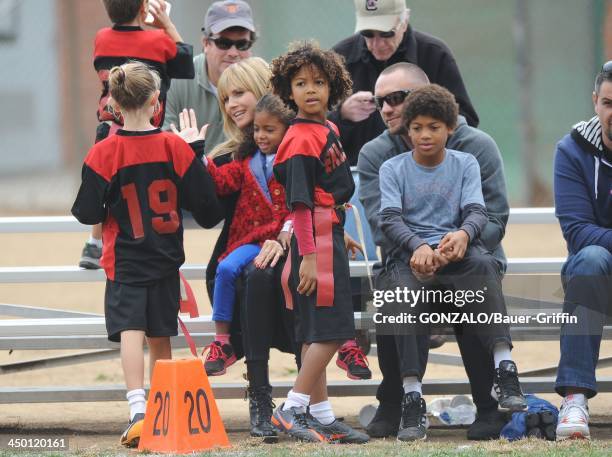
[378,84,526,441]
[269,42,369,444]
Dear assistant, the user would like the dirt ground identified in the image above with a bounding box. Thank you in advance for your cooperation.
[2,223,612,453]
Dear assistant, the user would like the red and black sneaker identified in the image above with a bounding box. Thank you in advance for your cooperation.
[336,339,372,380]
[203,340,237,376]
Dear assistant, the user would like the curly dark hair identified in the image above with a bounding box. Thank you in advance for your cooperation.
[270,41,352,112]
[235,94,295,160]
[402,84,459,130]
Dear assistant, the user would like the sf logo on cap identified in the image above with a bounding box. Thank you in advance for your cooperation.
[226,4,238,13]
[366,0,378,11]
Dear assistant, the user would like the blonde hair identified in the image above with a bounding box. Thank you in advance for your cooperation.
[209,57,272,159]
[108,61,161,112]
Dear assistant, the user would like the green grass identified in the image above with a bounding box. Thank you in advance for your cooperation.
[2,438,611,457]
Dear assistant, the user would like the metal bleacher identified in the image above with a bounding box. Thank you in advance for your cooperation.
[3,202,601,404]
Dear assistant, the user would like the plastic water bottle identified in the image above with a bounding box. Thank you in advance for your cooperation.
[436,395,476,425]
[428,397,452,417]
[439,404,476,425]
[358,404,378,428]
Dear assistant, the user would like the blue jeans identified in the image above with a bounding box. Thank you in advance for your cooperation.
[213,244,261,323]
[555,245,612,398]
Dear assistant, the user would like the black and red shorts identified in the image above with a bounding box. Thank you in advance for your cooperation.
[287,225,355,344]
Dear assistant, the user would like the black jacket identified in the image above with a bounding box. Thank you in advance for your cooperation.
[331,26,479,164]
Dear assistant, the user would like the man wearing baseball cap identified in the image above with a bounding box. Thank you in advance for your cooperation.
[163,0,256,154]
[330,0,479,164]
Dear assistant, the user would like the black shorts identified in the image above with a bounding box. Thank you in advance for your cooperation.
[104,272,180,342]
[288,225,355,344]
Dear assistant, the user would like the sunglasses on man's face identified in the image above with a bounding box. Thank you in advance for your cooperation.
[360,29,396,39]
[374,89,411,110]
[208,36,254,51]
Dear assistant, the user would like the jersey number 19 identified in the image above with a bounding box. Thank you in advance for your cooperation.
[121,179,179,239]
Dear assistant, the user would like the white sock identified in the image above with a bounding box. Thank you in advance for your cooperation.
[565,393,587,405]
[126,388,146,421]
[283,389,310,412]
[310,400,335,425]
[403,376,422,395]
[88,235,102,248]
[493,343,513,368]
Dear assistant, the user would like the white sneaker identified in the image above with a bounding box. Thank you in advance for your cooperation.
[556,395,590,440]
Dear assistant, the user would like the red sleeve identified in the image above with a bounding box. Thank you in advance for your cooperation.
[207,159,244,196]
[292,203,315,256]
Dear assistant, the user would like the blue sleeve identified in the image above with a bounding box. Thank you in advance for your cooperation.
[460,156,485,209]
[554,140,612,253]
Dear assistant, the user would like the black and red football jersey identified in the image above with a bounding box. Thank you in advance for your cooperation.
[71,130,222,285]
[273,119,355,222]
[93,25,194,138]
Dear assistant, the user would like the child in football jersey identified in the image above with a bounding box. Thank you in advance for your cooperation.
[268,42,369,444]
[199,94,294,376]
[80,0,194,271]
[71,62,221,448]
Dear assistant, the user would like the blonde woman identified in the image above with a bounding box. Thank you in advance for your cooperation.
[174,57,297,442]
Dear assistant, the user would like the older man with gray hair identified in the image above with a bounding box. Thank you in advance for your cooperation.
[331,0,478,164]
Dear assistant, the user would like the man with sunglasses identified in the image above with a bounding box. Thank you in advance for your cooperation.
[357,62,510,441]
[163,0,255,154]
[552,61,612,441]
[330,0,478,165]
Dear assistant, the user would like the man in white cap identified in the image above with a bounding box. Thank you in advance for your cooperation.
[163,0,256,154]
[330,0,478,164]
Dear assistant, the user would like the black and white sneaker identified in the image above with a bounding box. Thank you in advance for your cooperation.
[397,392,427,442]
[492,360,527,411]
[79,242,102,269]
[365,402,401,438]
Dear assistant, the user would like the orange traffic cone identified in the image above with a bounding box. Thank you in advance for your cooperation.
[139,359,230,453]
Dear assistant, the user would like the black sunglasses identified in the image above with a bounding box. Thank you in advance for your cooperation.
[208,36,254,51]
[360,29,396,39]
[602,60,612,73]
[374,89,411,110]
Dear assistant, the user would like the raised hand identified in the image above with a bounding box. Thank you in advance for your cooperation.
[170,109,208,143]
